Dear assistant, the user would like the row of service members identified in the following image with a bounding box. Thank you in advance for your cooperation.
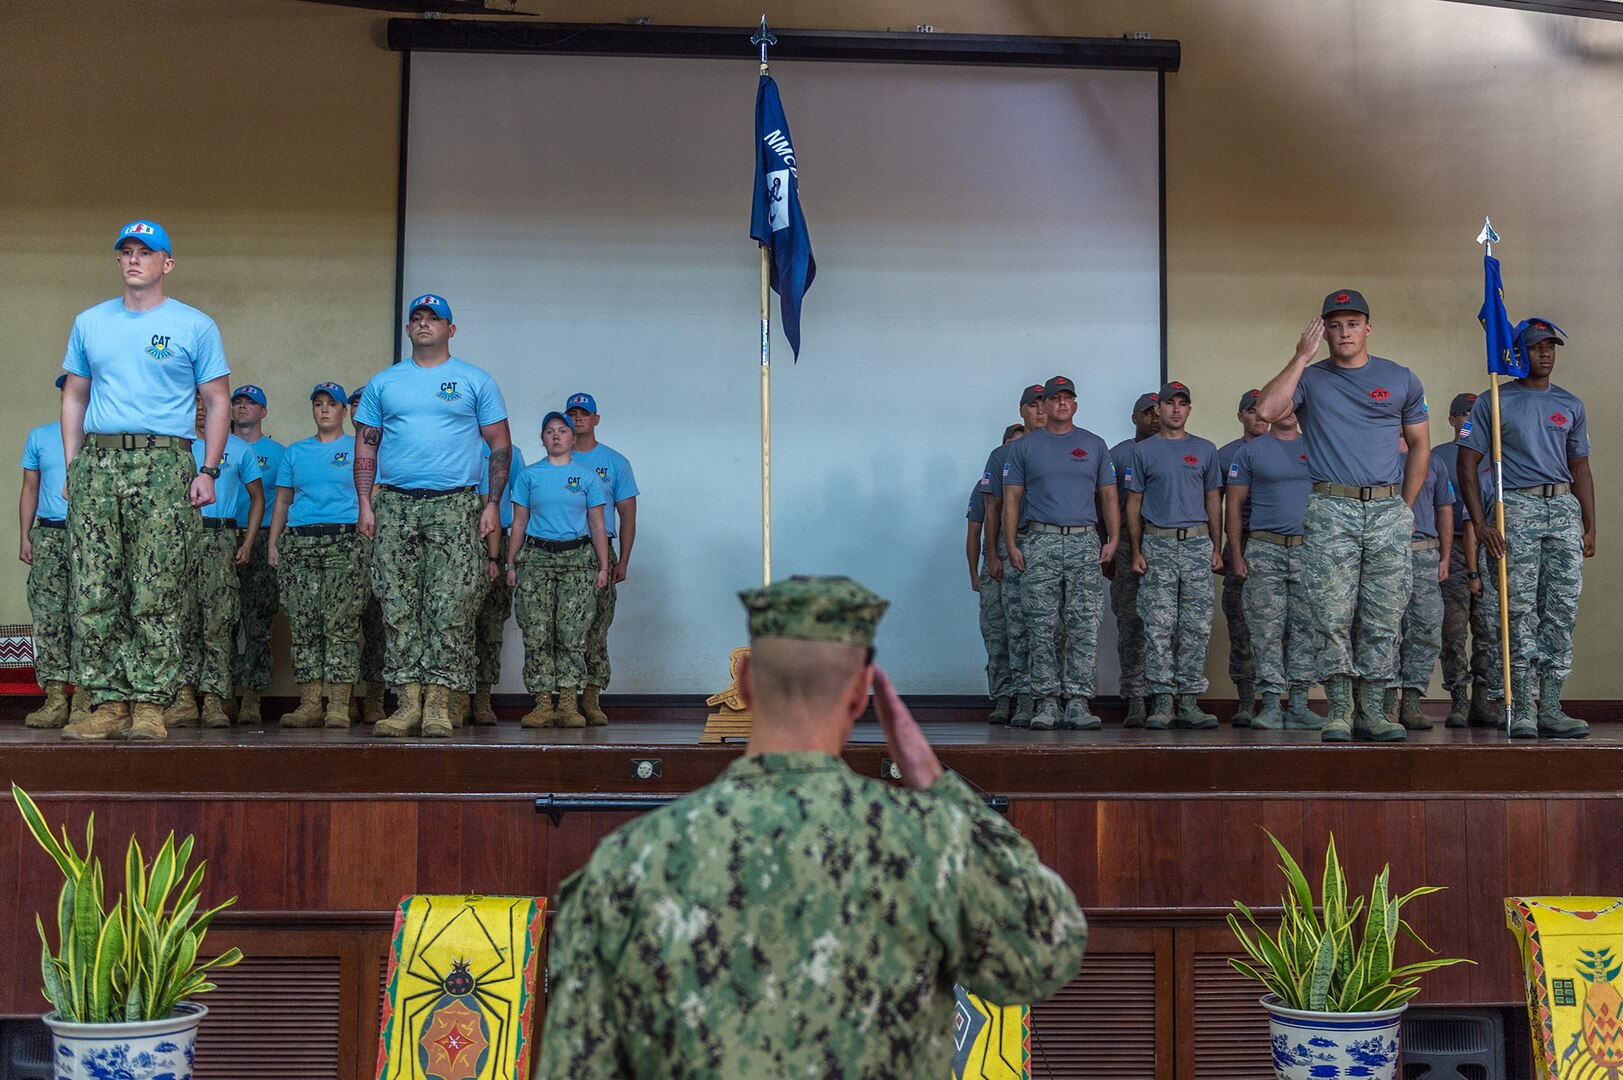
[964,297,1593,740]
[21,218,637,740]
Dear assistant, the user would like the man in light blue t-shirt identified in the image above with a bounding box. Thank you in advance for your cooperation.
[19,376,86,729]
[60,219,234,742]
[564,391,640,725]
[228,383,285,723]
[353,293,513,738]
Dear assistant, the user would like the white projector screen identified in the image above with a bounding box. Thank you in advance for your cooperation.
[402,51,1162,695]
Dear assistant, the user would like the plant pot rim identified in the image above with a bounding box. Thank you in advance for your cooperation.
[43,1000,207,1038]
[1261,993,1408,1023]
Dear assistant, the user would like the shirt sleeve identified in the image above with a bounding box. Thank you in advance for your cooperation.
[1000,442,1025,489]
[532,865,634,1078]
[1095,441,1117,490]
[477,454,491,497]
[20,431,40,472]
[1430,463,1450,509]
[1203,443,1223,491]
[1400,370,1428,426]
[354,381,383,429]
[583,470,609,510]
[190,317,230,386]
[62,317,90,378]
[510,469,531,510]
[1458,397,1491,455]
[1124,448,1146,494]
[474,370,508,427]
[928,772,1089,1005]
[1230,443,1253,487]
[966,489,986,524]
[1290,375,1308,415]
[275,452,295,490]
[612,451,638,500]
[1567,399,1591,459]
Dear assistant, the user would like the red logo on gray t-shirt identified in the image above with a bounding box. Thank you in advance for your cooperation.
[1369,388,1390,401]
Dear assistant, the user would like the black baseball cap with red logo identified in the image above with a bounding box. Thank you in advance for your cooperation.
[1237,389,1260,412]
[1158,381,1193,403]
[1019,384,1046,407]
[1519,318,1565,350]
[1449,392,1478,417]
[1042,375,1077,398]
[1132,392,1159,414]
[1322,289,1371,318]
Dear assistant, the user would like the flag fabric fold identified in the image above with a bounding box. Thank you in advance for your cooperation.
[1478,254,1527,378]
[750,73,816,360]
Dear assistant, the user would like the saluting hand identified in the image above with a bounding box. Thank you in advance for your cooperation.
[1296,316,1325,361]
[872,667,944,791]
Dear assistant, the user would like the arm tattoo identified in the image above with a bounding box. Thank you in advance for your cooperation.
[487,447,511,499]
[354,456,376,499]
[358,424,382,447]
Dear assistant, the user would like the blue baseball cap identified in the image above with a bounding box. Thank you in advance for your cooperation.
[231,385,268,408]
[310,381,348,404]
[541,411,575,433]
[348,384,365,405]
[407,293,453,322]
[564,392,598,415]
[54,374,67,390]
[114,220,172,255]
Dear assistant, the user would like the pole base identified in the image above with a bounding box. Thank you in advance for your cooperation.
[700,646,755,744]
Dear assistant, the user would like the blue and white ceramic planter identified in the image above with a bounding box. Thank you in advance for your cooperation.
[1263,995,1406,1080]
[43,1002,205,1080]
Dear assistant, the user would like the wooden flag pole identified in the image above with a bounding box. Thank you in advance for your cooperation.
[1481,220,1513,726]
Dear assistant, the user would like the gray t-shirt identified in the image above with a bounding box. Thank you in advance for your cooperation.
[1002,426,1116,528]
[1109,438,1142,513]
[1431,444,1465,538]
[1458,381,1590,488]
[1290,355,1428,487]
[1124,434,1221,530]
[977,444,1007,500]
[1218,436,1253,531]
[966,483,986,525]
[1229,433,1311,536]
[1404,451,1453,539]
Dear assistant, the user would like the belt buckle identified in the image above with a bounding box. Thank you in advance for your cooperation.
[1359,486,1374,501]
[1542,483,1557,497]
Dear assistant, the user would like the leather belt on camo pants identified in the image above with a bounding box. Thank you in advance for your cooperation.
[1311,482,1400,501]
[1143,525,1205,540]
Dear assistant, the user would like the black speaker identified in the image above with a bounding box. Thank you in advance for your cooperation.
[1402,1008,1505,1080]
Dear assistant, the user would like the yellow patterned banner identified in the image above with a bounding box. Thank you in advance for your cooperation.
[1507,896,1623,1080]
[953,985,1030,1080]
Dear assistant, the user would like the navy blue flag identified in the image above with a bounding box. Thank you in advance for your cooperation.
[1478,254,1527,377]
[750,74,816,359]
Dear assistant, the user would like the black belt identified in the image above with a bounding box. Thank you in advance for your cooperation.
[1509,483,1571,498]
[377,484,475,500]
[1144,525,1206,540]
[200,518,237,531]
[88,434,192,450]
[288,523,357,537]
[525,536,591,553]
[34,518,66,530]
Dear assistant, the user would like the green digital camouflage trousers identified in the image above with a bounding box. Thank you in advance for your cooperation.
[585,541,619,688]
[1137,534,1215,696]
[1022,530,1104,701]
[977,561,1010,699]
[1482,491,1584,682]
[1001,538,1032,697]
[1241,540,1312,696]
[234,530,278,692]
[67,444,195,706]
[1438,538,1482,693]
[26,524,75,685]
[180,527,241,697]
[1396,548,1444,691]
[513,542,598,692]
[280,532,368,684]
[1221,557,1254,685]
[358,537,384,682]
[1301,492,1412,683]
[1110,542,1145,698]
[372,488,484,689]
[475,529,512,686]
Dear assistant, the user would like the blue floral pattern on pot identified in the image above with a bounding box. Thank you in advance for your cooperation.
[45,1002,203,1080]
[1264,996,1404,1080]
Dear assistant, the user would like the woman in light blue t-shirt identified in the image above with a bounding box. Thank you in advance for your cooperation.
[505,412,609,729]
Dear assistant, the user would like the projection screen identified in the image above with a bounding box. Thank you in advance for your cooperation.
[402,51,1162,694]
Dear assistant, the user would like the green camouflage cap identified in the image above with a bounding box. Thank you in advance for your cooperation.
[739,575,889,648]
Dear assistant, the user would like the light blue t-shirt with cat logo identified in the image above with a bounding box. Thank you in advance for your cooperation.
[62,297,231,439]
[234,436,284,528]
[512,460,608,542]
[276,434,359,527]
[571,444,638,538]
[192,434,262,522]
[353,357,507,490]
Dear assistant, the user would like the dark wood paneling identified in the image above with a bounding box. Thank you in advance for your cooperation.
[1031,927,1172,1080]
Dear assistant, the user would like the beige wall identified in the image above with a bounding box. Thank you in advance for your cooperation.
[6,0,1618,694]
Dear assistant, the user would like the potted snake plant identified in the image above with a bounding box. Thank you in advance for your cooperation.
[1228,831,1472,1080]
[12,784,243,1080]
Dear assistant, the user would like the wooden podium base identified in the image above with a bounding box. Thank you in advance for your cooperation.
[700,645,753,744]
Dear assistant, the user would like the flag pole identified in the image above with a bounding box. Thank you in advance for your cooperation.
[755,15,776,588]
[1480,218,1514,726]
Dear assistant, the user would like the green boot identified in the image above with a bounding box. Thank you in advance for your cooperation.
[1146,694,1175,731]
[1508,676,1538,739]
[1444,685,1470,728]
[1321,676,1355,742]
[1355,679,1406,742]
[1060,699,1100,731]
[1251,692,1284,730]
[1123,696,1148,729]
[1010,694,1036,729]
[987,695,1013,726]
[1537,675,1590,739]
[1231,679,1256,728]
[1285,685,1324,730]
[1399,688,1432,731]
[1469,685,1500,728]
[1174,694,1218,730]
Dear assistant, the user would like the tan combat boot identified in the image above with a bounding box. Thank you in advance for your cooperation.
[580,685,609,727]
[374,682,423,738]
[24,681,72,729]
[324,682,353,729]
[363,681,387,724]
[237,689,263,725]
[450,690,470,729]
[66,692,92,729]
[127,702,168,741]
[519,693,555,728]
[62,700,131,741]
[164,684,201,727]
[421,684,453,738]
[200,693,232,729]
[555,689,586,729]
[472,684,499,726]
[280,681,325,728]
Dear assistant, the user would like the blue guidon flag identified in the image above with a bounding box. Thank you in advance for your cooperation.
[750,73,816,360]
[1478,255,1527,378]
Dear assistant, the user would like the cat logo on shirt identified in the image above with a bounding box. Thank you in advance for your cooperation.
[1183,455,1200,468]
[256,456,270,471]
[595,466,610,482]
[1070,448,1088,460]
[1550,412,1570,427]
[331,451,350,465]
[436,381,461,402]
[1369,387,1391,402]
[566,476,584,493]
[145,334,173,360]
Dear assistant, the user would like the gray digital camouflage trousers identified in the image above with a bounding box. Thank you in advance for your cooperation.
[475,529,512,686]
[1438,538,1480,694]
[1482,491,1584,682]
[1137,534,1215,696]
[585,541,619,688]
[372,488,484,689]
[280,532,367,684]
[978,560,1011,699]
[1301,492,1412,683]
[26,524,75,685]
[180,528,242,697]
[234,530,278,692]
[1110,543,1146,698]
[1472,554,1506,699]
[513,543,598,692]
[1221,551,1253,685]
[1240,540,1312,696]
[1396,548,1444,691]
[67,445,195,706]
[1001,539,1032,697]
[1022,530,1104,700]
[358,537,385,683]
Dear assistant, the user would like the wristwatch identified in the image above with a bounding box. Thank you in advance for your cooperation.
[1466,571,1480,580]
[198,464,221,479]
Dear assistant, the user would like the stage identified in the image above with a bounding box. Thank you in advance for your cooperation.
[2,701,1618,1078]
